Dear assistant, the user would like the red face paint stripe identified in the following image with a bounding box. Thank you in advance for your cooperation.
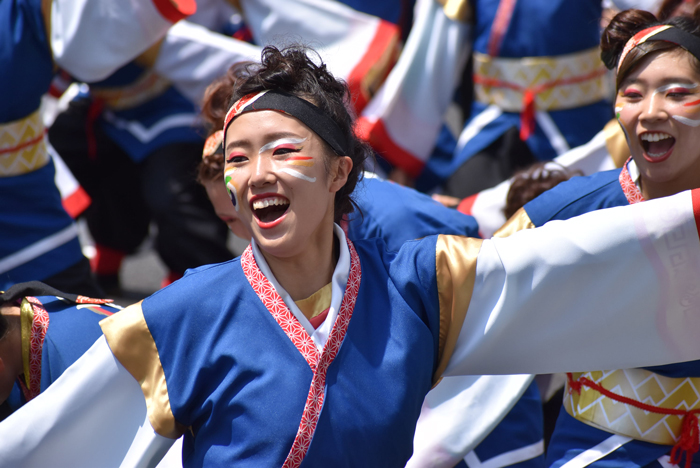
[286,156,314,161]
[684,99,700,107]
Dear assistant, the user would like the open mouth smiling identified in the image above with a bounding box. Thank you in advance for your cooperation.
[639,132,675,162]
[250,195,290,228]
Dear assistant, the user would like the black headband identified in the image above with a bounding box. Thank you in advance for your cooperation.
[619,25,700,73]
[223,90,349,155]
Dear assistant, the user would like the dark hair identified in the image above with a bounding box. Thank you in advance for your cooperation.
[601,8,700,87]
[227,45,371,223]
[0,312,7,342]
[197,65,244,184]
[504,162,581,219]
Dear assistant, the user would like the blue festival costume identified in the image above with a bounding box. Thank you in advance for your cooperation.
[420,0,612,193]
[515,160,700,468]
[0,0,88,291]
[5,187,700,466]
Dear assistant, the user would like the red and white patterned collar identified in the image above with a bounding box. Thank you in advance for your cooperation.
[18,296,49,402]
[619,157,645,205]
[240,233,362,467]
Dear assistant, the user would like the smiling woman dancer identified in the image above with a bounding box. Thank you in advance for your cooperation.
[5,46,700,467]
[499,7,700,468]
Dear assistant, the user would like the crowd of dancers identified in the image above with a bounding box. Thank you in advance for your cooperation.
[2,0,700,467]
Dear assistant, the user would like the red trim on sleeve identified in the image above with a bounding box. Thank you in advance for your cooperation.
[355,116,425,178]
[457,193,478,215]
[151,0,196,23]
[347,20,399,114]
[62,186,91,219]
[692,189,700,238]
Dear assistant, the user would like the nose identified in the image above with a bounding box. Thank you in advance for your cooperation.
[249,154,276,187]
[640,93,668,123]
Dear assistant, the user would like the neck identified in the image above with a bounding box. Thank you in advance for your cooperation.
[262,226,339,301]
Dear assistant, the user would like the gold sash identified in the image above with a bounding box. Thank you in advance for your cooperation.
[474,47,609,112]
[565,369,700,445]
[0,109,49,177]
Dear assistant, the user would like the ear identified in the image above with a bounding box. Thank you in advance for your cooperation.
[329,156,353,193]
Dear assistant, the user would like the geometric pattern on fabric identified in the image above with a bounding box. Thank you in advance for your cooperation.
[564,369,700,445]
[473,48,607,113]
[0,109,49,176]
[20,296,49,402]
[241,240,362,467]
[619,158,645,205]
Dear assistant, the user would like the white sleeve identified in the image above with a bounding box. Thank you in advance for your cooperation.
[153,20,261,105]
[445,189,700,376]
[50,0,193,82]
[0,336,170,468]
[408,374,534,468]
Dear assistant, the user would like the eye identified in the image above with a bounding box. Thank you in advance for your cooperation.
[273,145,301,156]
[620,89,642,99]
[666,88,693,98]
[227,152,248,164]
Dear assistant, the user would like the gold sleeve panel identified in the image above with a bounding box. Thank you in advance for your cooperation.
[100,303,186,439]
[437,0,472,22]
[433,235,482,381]
[603,119,629,168]
[492,208,535,238]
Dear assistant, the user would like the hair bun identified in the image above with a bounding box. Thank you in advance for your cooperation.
[601,9,659,69]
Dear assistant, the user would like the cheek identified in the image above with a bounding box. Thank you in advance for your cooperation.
[276,158,319,184]
[224,174,241,212]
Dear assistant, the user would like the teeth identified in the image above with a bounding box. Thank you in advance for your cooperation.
[640,132,671,142]
[252,197,289,210]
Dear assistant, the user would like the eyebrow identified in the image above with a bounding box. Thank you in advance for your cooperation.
[226,131,304,153]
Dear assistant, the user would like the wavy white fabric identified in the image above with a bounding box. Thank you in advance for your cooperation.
[0,336,150,467]
[446,189,700,376]
[464,439,544,468]
[469,129,616,238]
[408,374,534,468]
[101,111,199,144]
[120,416,177,468]
[609,0,662,13]
[154,20,261,105]
[239,0,382,81]
[50,0,175,83]
[251,224,350,353]
[48,141,80,201]
[0,223,78,275]
[358,0,471,164]
[186,0,237,31]
[535,111,570,155]
[559,434,632,468]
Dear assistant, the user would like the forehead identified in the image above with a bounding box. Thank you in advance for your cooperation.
[225,110,316,149]
[620,49,700,86]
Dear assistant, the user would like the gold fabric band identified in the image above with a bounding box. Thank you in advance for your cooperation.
[19,298,34,388]
[100,303,186,439]
[90,70,171,110]
[433,235,482,382]
[493,207,535,238]
[564,369,700,445]
[0,109,49,177]
[473,47,609,112]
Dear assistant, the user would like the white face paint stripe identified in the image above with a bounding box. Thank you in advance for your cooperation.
[281,168,316,182]
[654,83,698,94]
[259,137,307,154]
[672,115,700,127]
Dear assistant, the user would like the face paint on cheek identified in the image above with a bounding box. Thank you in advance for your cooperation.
[224,168,240,211]
[285,156,315,167]
[615,103,624,120]
[672,115,700,127]
[280,168,317,183]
